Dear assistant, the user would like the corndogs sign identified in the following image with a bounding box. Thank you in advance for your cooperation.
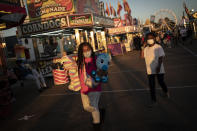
[20,16,68,35]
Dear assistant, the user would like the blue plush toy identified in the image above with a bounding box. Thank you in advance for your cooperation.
[91,53,111,83]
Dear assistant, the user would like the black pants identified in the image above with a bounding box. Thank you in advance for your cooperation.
[148,74,168,102]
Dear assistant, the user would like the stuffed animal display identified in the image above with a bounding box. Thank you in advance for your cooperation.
[91,53,111,83]
[52,55,81,91]
[52,60,69,86]
[61,55,81,91]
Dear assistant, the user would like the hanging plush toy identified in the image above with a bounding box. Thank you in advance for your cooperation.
[91,53,111,83]
[58,55,81,91]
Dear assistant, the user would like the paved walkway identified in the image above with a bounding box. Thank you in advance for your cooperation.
[1,43,197,131]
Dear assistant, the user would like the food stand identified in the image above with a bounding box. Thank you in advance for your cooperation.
[17,0,114,77]
[106,26,137,56]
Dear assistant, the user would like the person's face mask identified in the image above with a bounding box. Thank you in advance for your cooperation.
[83,51,92,58]
[147,39,155,45]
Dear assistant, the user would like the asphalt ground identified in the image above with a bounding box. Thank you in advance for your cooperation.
[1,41,197,131]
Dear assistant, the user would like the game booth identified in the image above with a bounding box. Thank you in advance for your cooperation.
[106,25,140,56]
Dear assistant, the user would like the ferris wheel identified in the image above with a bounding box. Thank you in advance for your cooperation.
[153,9,178,31]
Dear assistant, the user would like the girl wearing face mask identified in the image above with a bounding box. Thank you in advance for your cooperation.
[77,42,105,127]
[147,38,155,46]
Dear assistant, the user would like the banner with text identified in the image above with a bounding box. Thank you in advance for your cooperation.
[26,0,75,21]
[20,16,68,35]
[107,26,134,35]
[68,14,93,27]
[107,43,125,56]
[93,15,114,27]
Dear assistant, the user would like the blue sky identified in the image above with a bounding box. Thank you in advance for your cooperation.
[101,0,197,23]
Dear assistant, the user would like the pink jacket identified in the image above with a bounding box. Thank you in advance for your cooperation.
[79,57,102,94]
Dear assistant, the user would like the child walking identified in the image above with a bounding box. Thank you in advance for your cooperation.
[77,42,104,126]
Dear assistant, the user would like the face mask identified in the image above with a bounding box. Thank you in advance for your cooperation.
[83,51,92,58]
[147,39,155,45]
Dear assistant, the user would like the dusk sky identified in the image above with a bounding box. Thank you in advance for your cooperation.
[101,0,197,23]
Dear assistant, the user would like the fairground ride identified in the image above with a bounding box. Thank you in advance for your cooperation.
[152,9,178,32]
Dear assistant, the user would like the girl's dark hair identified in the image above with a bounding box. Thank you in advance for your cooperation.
[146,32,156,38]
[77,42,95,74]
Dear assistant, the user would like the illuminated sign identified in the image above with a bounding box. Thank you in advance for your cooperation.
[107,26,134,35]
[113,18,123,27]
[94,16,114,27]
[20,16,68,35]
[68,14,93,27]
[26,0,75,21]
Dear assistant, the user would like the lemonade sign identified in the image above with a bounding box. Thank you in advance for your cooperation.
[27,0,75,21]
[68,14,92,26]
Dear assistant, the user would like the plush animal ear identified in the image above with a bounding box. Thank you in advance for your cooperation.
[97,53,102,57]
[99,53,107,57]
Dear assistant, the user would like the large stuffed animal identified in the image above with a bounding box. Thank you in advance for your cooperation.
[85,53,110,88]
[91,53,111,84]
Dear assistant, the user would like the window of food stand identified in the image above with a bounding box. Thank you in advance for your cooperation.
[33,33,78,59]
[30,33,75,77]
[36,36,60,58]
[62,35,77,55]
